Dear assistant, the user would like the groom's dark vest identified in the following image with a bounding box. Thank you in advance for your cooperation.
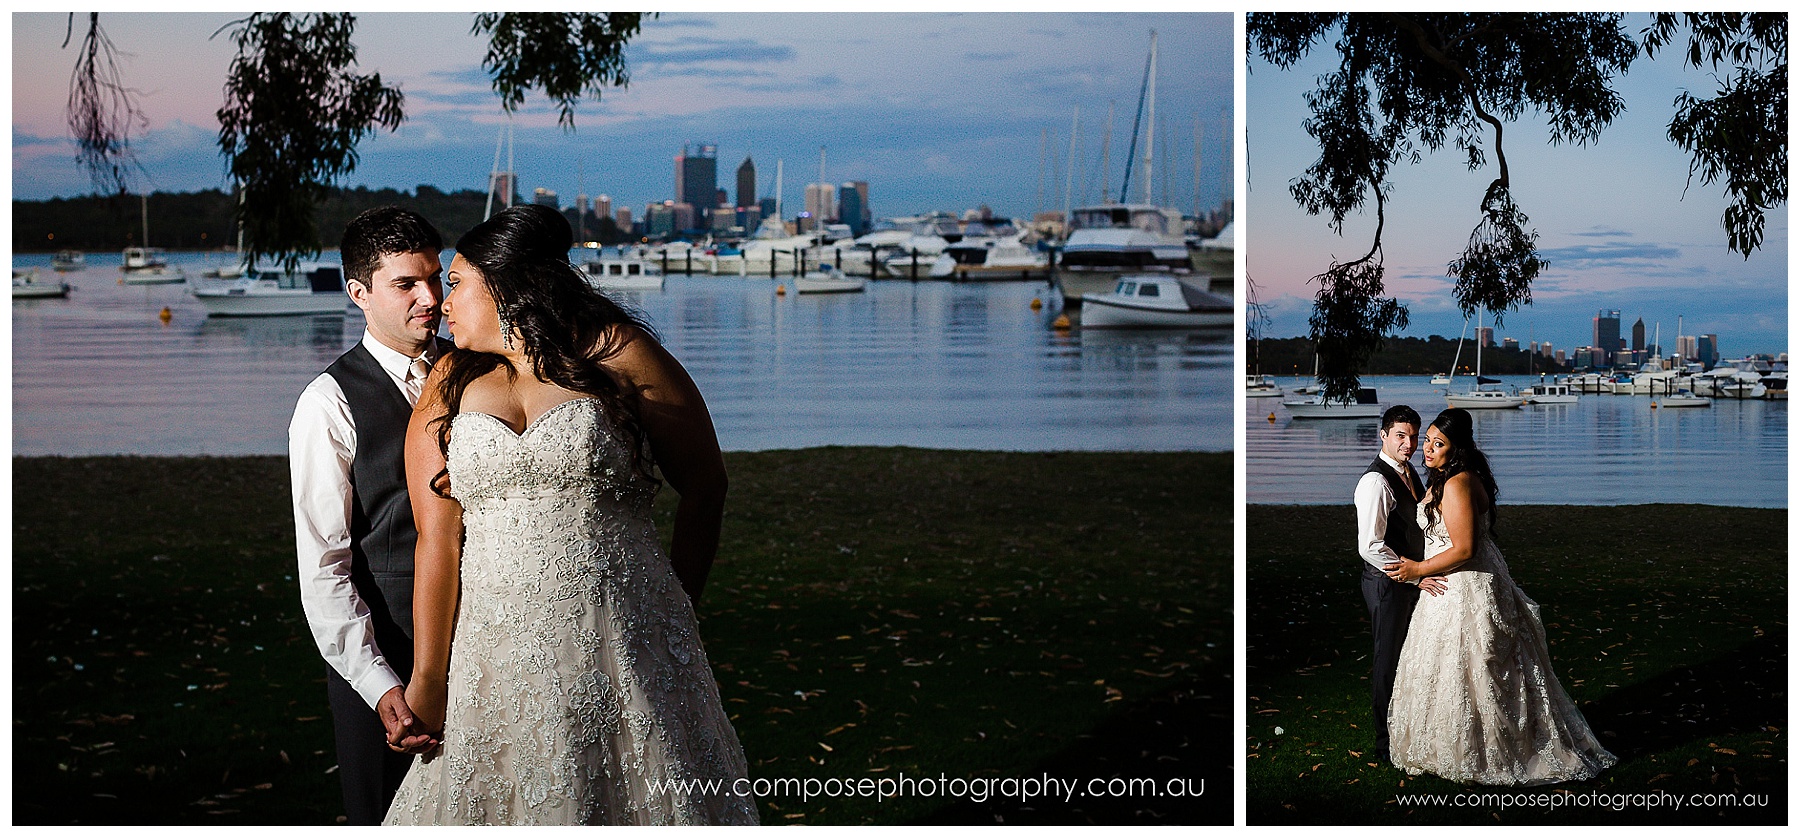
[1365,457,1425,563]
[323,339,448,678]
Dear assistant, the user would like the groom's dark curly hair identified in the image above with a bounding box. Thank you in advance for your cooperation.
[340,206,443,289]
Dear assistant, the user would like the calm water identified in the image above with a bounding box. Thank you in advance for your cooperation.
[1248,375,1787,507]
[12,250,1229,456]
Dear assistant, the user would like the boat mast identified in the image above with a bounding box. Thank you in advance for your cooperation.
[1100,101,1115,203]
[1062,106,1079,232]
[141,193,149,248]
[775,159,783,228]
[1193,113,1203,222]
[1144,29,1157,206]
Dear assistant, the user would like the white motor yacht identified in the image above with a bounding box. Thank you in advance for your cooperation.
[928,235,1050,281]
[1285,387,1384,419]
[1080,275,1230,328]
[121,247,187,284]
[583,255,664,291]
[13,268,71,299]
[189,261,349,316]
[1246,374,1282,398]
[51,250,85,272]
[1524,379,1580,404]
[792,264,866,294]
[1052,204,1193,306]
[1657,389,1710,408]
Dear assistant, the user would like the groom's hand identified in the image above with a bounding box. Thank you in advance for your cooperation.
[378,686,440,754]
[1419,575,1449,596]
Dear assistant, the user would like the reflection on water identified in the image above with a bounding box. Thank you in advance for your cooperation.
[1248,376,1786,507]
[13,252,1229,456]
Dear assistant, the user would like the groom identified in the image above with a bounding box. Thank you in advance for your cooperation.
[1352,404,1444,762]
[290,206,450,823]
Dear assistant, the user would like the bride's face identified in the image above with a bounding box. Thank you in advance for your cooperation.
[1422,426,1451,469]
[442,255,507,352]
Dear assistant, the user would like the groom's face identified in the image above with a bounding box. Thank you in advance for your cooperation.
[1381,422,1418,464]
[351,249,444,356]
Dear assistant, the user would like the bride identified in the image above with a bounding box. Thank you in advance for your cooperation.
[1382,408,1615,786]
[383,205,758,824]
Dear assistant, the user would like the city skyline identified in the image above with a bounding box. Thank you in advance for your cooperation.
[1247,13,1787,356]
[11,12,1233,225]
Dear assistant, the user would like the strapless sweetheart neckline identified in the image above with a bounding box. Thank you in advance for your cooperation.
[455,396,601,438]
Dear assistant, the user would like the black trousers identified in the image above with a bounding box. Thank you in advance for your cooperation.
[325,665,413,825]
[1360,562,1420,757]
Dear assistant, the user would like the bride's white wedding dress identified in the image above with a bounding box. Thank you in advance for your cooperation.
[1387,503,1616,786]
[384,397,758,824]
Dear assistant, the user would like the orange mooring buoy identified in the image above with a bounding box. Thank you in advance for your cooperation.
[158,307,172,323]
[1030,297,1043,310]
[1268,412,1277,423]
[1052,314,1071,330]
[776,284,786,296]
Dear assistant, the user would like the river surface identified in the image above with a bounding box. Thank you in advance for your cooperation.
[12,250,1230,456]
[1248,375,1786,507]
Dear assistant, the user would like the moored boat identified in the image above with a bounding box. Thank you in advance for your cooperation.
[13,269,71,299]
[1657,389,1710,408]
[189,261,349,316]
[792,264,866,294]
[121,247,187,284]
[1524,378,1580,405]
[51,250,85,272]
[1246,374,1282,397]
[583,255,664,291]
[1284,386,1383,419]
[1080,275,1230,328]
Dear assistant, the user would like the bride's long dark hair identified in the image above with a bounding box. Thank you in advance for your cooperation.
[1423,407,1499,534]
[429,204,660,497]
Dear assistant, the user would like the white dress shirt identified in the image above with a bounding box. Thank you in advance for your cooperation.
[290,331,438,709]
[1354,450,1420,575]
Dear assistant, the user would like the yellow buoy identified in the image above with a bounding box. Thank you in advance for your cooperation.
[1268,412,1277,423]
[1030,297,1043,310]
[1650,402,1658,409]
[1051,314,1071,330]
[158,307,172,323]
[776,284,786,296]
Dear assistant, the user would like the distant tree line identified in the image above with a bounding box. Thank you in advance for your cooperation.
[1252,334,1569,378]
[13,185,633,253]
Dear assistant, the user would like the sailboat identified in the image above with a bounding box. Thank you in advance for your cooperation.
[121,194,188,285]
[1052,30,1193,307]
[1445,310,1524,409]
[1430,317,1467,384]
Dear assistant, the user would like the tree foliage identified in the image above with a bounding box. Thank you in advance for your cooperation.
[474,13,648,129]
[1643,13,1787,258]
[216,13,404,271]
[1252,12,1635,400]
[64,13,147,195]
[62,13,650,273]
[1250,12,1784,401]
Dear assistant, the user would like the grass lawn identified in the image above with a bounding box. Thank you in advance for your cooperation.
[13,448,1228,825]
[1247,504,1786,825]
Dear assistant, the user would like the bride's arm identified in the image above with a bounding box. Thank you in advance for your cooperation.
[1387,474,1480,582]
[603,325,727,605]
[405,366,464,735]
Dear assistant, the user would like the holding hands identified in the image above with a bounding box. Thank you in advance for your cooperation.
[378,685,442,755]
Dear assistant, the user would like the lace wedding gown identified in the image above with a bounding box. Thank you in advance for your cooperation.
[1386,503,1616,786]
[385,397,758,825]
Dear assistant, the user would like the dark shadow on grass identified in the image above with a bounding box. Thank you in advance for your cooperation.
[909,674,1229,825]
[1583,633,1786,762]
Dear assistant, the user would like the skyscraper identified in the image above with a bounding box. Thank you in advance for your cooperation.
[804,183,837,229]
[1476,326,1494,348]
[837,182,866,236]
[532,187,559,209]
[677,143,718,226]
[737,157,756,209]
[1631,317,1645,351]
[1698,334,1718,368]
[1593,309,1621,366]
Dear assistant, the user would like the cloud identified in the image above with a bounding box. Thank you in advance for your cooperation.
[632,37,798,67]
[1537,241,1683,267]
